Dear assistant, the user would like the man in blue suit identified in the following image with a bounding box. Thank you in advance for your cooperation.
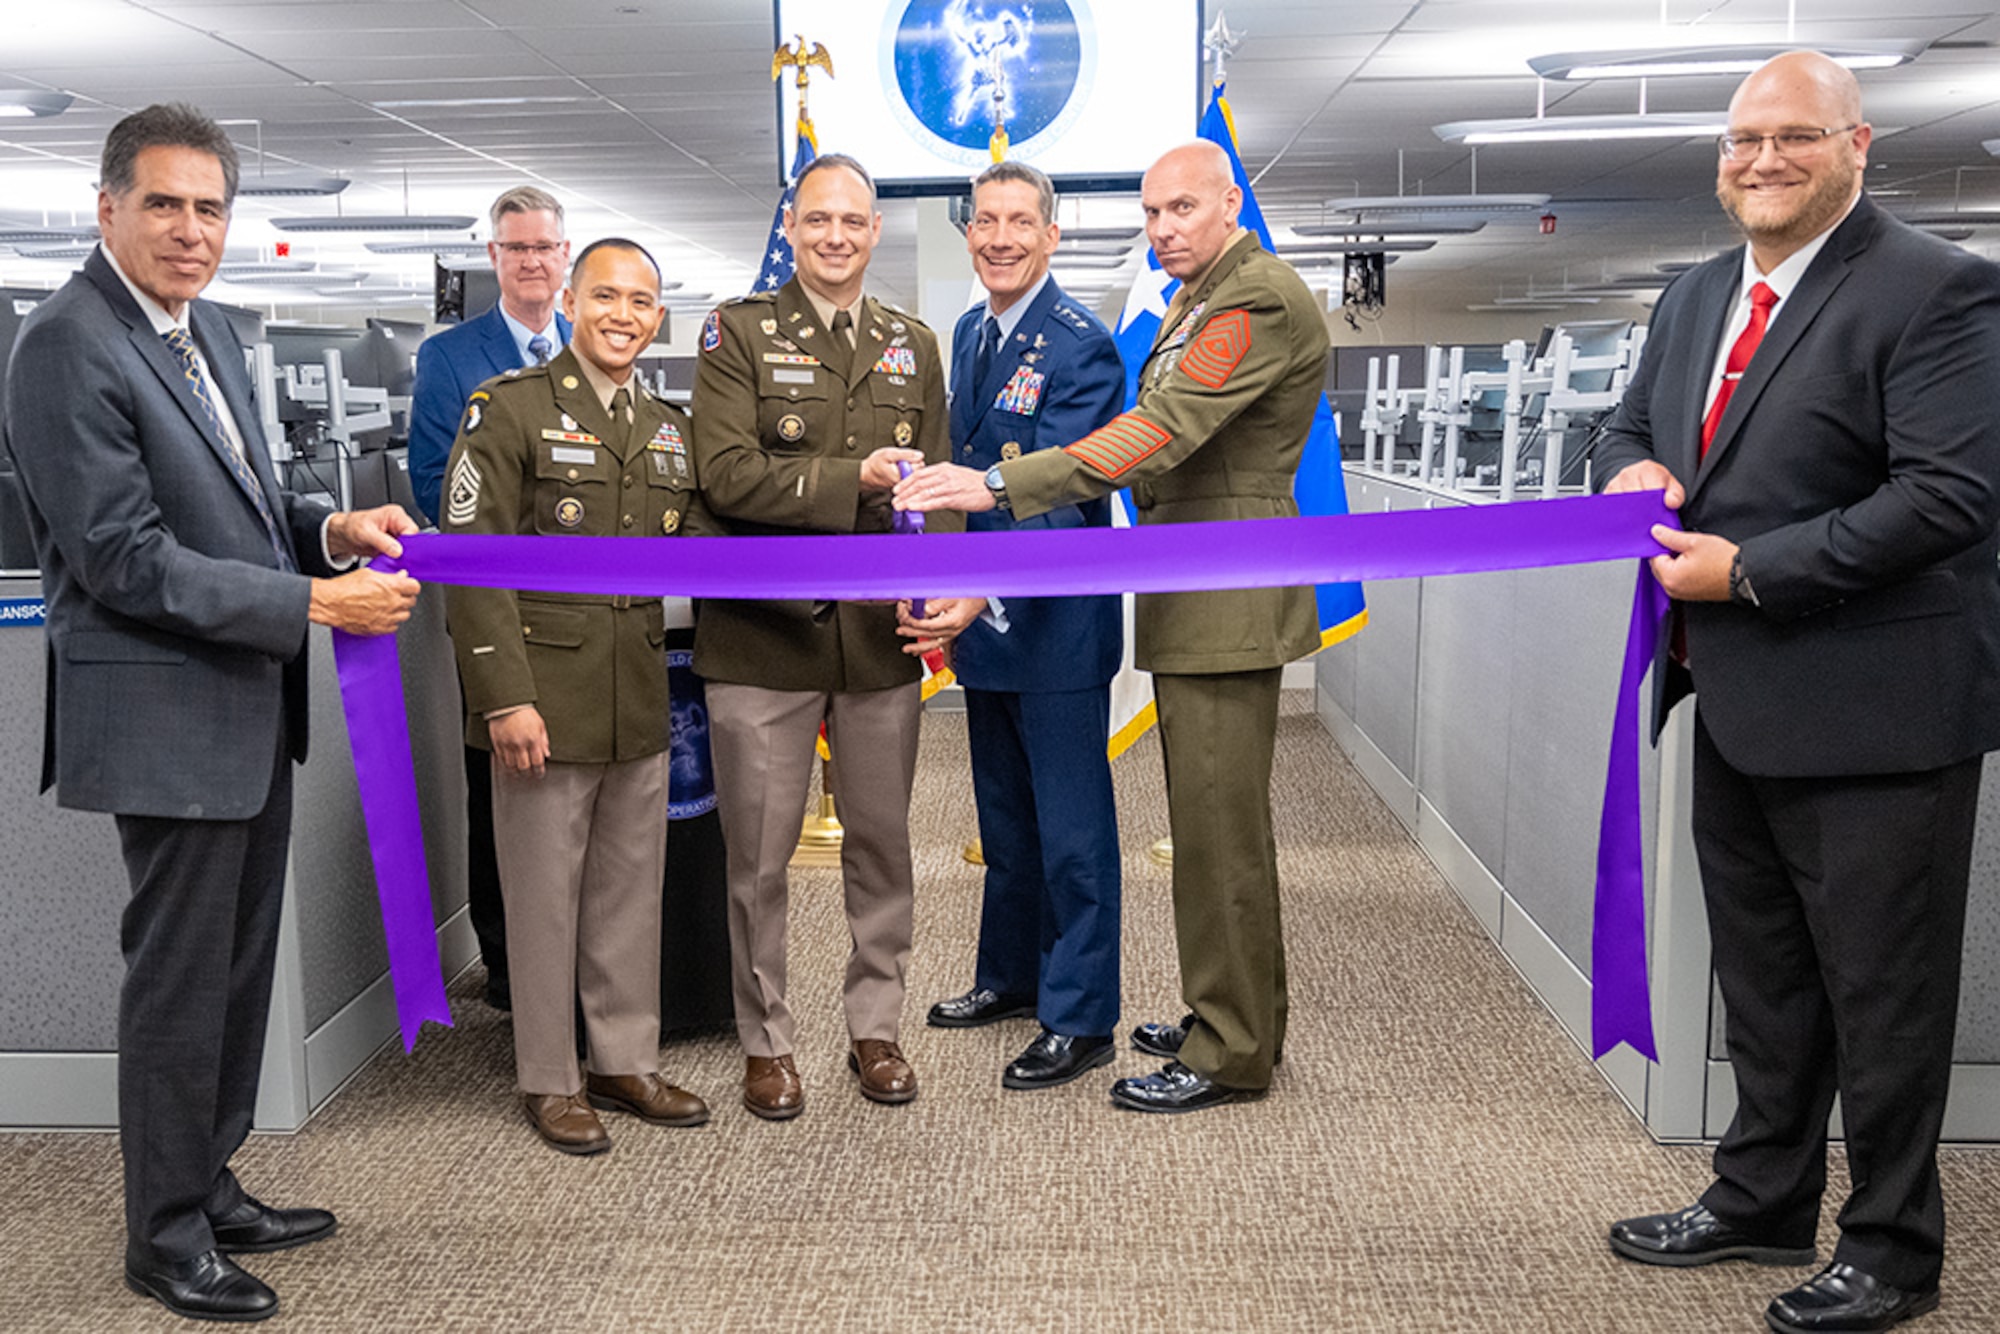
[407,185,570,1009]
[905,160,1126,1089]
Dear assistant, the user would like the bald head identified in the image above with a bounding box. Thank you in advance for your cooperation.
[1141,140,1245,285]
[1717,49,1871,269]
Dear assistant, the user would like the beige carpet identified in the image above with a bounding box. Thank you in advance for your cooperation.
[6,693,1999,1332]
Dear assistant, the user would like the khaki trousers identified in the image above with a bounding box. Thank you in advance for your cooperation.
[1154,667,1288,1089]
[706,681,921,1057]
[492,752,667,1095]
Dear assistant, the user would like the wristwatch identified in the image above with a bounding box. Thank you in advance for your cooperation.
[984,464,1011,512]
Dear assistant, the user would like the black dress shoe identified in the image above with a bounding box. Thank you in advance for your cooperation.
[126,1249,278,1322]
[1109,1061,1259,1114]
[1766,1263,1939,1334]
[1003,1030,1115,1089]
[1129,1013,1194,1059]
[1608,1203,1815,1268]
[484,978,511,1011]
[209,1196,338,1254]
[927,987,1035,1028]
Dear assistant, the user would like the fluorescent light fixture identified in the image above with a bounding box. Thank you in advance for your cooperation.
[1327,193,1550,215]
[1467,302,1573,312]
[1919,226,1974,242]
[1056,243,1133,258]
[1435,114,1727,145]
[1528,41,1926,81]
[1890,210,2000,226]
[222,271,369,287]
[13,243,95,260]
[1292,220,1486,237]
[1490,294,1601,306]
[370,96,597,109]
[237,171,350,198]
[268,215,476,234]
[1052,226,1143,243]
[0,90,74,118]
[218,260,317,276]
[0,225,97,245]
[1278,239,1436,254]
[1045,253,1130,269]
[365,240,491,257]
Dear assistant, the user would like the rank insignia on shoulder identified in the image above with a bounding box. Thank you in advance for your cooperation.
[702,309,722,352]
[874,346,917,377]
[760,317,778,336]
[1000,441,1021,460]
[662,508,681,535]
[503,368,521,379]
[893,420,914,447]
[778,413,806,442]
[554,497,585,529]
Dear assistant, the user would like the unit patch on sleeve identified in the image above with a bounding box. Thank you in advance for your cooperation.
[1178,310,1251,389]
[994,365,1045,416]
[701,309,722,352]
[1064,411,1172,479]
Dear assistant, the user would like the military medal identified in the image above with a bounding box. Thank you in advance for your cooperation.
[1000,441,1021,460]
[994,366,1045,416]
[894,421,914,447]
[874,346,917,377]
[555,497,585,529]
[662,508,681,534]
[778,413,806,442]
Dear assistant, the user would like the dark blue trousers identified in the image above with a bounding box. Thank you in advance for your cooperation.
[965,684,1121,1037]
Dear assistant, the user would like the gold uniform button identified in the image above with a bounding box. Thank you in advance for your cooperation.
[846,436,857,450]
[846,399,856,411]
[622,514,634,528]
[567,468,579,481]
[522,626,532,636]
[789,387,800,398]
[624,475,636,488]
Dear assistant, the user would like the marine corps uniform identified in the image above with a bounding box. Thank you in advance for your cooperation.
[443,344,714,1104]
[690,275,957,1102]
[997,231,1327,1092]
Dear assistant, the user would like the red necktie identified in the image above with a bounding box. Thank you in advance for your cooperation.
[1700,281,1779,457]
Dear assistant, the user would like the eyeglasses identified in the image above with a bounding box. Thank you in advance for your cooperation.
[1717,125,1859,162]
[493,241,564,259]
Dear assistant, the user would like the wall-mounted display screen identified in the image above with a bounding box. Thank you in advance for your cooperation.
[772,0,1204,196]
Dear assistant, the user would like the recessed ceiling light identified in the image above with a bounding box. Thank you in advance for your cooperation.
[370,96,597,109]
[0,225,97,245]
[365,240,491,257]
[1890,210,2000,226]
[1528,41,1926,81]
[1293,220,1486,238]
[237,171,351,198]
[1435,114,1727,145]
[1279,240,1437,254]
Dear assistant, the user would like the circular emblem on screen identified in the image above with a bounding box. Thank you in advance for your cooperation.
[889,0,1085,161]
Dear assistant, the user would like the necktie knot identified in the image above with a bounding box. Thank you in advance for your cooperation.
[527,333,553,366]
[1749,281,1778,312]
[609,386,631,421]
[831,309,854,344]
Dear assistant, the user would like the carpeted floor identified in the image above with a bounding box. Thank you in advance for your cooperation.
[5,692,1999,1332]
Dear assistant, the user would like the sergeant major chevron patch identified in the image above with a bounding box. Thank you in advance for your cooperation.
[1179,310,1251,389]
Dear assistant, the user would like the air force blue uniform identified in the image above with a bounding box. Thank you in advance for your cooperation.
[949,280,1124,1037]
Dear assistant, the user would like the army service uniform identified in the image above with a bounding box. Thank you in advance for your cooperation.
[443,344,714,1095]
[999,232,1327,1090]
[690,276,956,1059]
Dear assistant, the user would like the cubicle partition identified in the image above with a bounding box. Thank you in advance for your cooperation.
[1317,470,2000,1142]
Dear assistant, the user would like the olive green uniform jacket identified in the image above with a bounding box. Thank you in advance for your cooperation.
[689,277,959,692]
[1001,232,1326,675]
[442,345,716,762]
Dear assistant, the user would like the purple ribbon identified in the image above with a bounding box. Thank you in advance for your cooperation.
[335,490,1674,1055]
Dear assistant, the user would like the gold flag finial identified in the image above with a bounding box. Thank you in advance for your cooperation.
[772,35,835,138]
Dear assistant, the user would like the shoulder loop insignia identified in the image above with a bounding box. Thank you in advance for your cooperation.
[1179,310,1252,389]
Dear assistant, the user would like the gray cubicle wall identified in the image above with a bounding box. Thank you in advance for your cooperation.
[1320,470,2000,1142]
[0,581,475,1130]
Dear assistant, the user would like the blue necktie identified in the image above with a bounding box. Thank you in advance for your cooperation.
[527,333,553,366]
[161,328,291,571]
[972,314,999,391]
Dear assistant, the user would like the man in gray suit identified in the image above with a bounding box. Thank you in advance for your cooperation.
[2,103,418,1323]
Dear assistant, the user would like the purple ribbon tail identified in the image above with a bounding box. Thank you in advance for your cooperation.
[332,611,454,1051]
[1591,563,1670,1061]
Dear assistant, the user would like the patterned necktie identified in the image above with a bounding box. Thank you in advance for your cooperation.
[1701,281,1779,457]
[972,314,999,391]
[161,328,291,570]
[527,333,553,366]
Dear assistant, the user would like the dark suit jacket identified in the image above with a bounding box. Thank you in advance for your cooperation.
[1596,195,2000,777]
[408,302,571,524]
[1,248,338,820]
[948,280,1124,694]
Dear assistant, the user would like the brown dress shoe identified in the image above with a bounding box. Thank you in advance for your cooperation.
[586,1072,710,1127]
[522,1092,610,1155]
[743,1054,804,1121]
[849,1039,918,1105]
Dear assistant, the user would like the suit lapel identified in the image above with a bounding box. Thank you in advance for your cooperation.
[191,303,292,541]
[480,304,524,376]
[1678,260,1740,494]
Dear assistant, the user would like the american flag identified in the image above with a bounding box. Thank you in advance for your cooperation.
[752,127,816,293]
